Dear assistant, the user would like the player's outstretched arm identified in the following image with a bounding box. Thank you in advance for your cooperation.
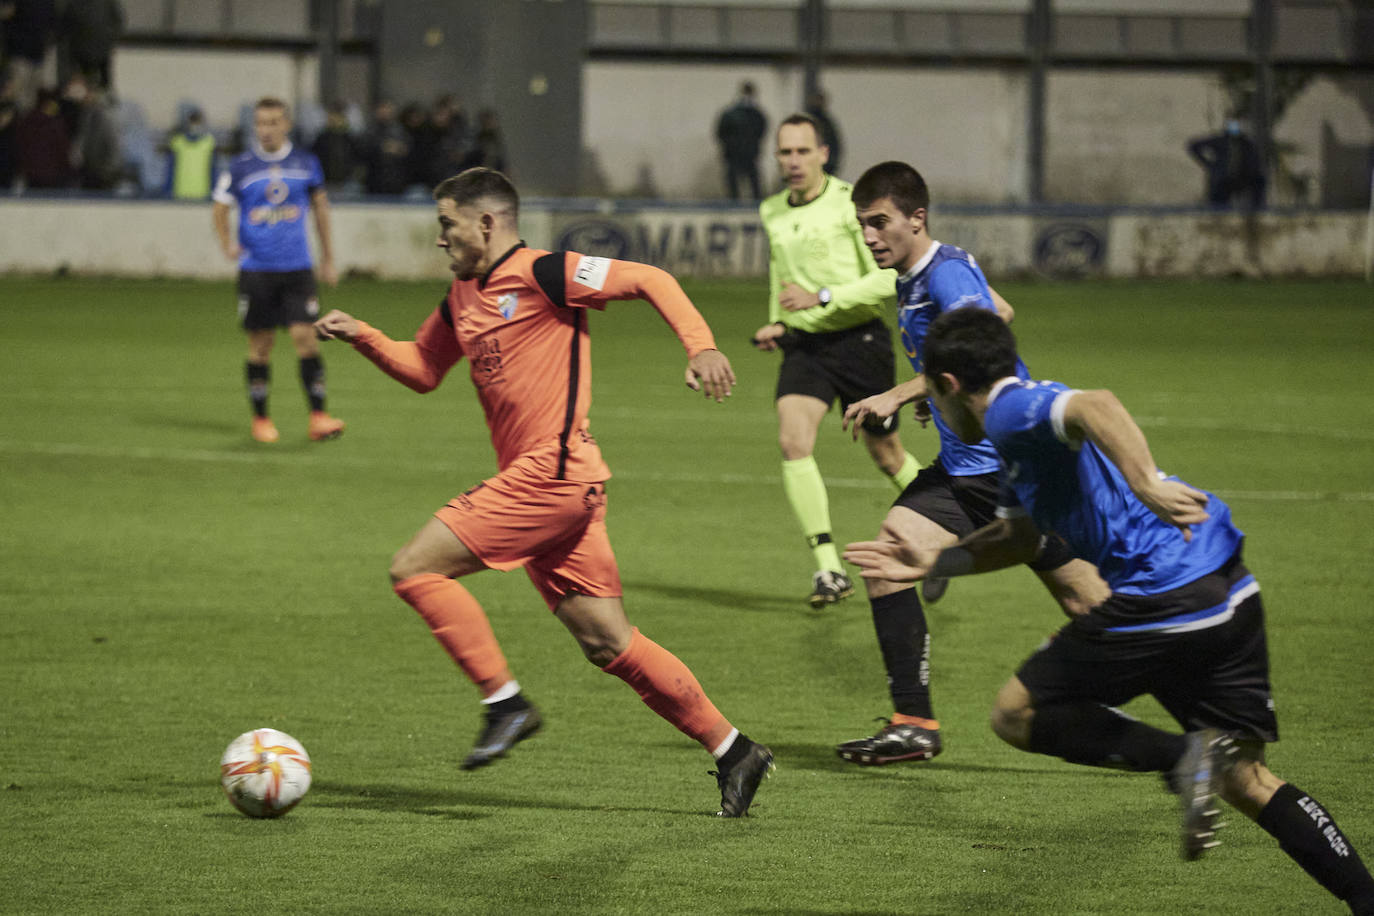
[685,348,735,402]
[843,538,940,583]
[314,308,360,341]
[315,307,461,394]
[842,377,926,440]
[1063,389,1210,540]
[845,516,1039,583]
[989,286,1015,324]
[750,322,786,351]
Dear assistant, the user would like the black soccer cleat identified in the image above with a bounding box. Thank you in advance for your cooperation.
[836,718,942,765]
[712,741,774,817]
[461,703,543,771]
[1169,728,1237,861]
[809,570,855,609]
[920,576,950,605]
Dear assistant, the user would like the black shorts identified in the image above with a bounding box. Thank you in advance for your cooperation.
[238,269,320,331]
[776,318,898,433]
[893,459,1076,572]
[1016,553,1279,743]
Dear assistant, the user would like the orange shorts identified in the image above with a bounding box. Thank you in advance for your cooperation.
[434,454,622,610]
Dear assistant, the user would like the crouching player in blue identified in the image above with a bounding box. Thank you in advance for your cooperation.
[844,307,1374,913]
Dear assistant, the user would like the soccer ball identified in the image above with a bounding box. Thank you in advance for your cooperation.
[219,728,313,818]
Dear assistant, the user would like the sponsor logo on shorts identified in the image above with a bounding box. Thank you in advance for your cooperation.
[583,485,606,511]
[306,297,319,317]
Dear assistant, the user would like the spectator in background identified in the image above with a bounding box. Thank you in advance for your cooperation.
[399,100,433,191]
[425,93,470,186]
[58,0,122,94]
[2,0,58,111]
[165,106,214,199]
[715,80,767,200]
[60,73,118,188]
[360,98,409,195]
[15,85,71,187]
[311,99,360,192]
[459,107,505,173]
[1187,119,1266,210]
[805,89,842,177]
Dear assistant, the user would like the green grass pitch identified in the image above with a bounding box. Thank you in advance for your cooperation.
[1,275,1371,914]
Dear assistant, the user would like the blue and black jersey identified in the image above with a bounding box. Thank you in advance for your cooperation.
[897,242,1027,475]
[985,377,1244,598]
[213,141,324,273]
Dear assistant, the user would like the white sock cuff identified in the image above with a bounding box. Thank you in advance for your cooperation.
[481,680,521,704]
[711,727,741,759]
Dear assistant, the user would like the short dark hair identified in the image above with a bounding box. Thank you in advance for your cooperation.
[923,308,1019,394]
[777,113,825,146]
[852,160,930,216]
[254,96,289,117]
[432,167,520,216]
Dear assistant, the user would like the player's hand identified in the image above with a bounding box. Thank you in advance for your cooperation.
[220,242,242,262]
[318,260,339,287]
[842,539,940,583]
[686,349,735,402]
[314,309,361,342]
[750,322,787,352]
[911,397,933,427]
[778,282,821,313]
[1134,478,1210,542]
[842,392,902,440]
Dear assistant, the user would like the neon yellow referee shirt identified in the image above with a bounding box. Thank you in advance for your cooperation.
[760,176,897,334]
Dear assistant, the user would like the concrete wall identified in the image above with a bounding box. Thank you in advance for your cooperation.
[1,199,1366,280]
[584,63,1373,207]
[103,45,1373,208]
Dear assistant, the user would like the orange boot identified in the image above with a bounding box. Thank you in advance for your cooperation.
[308,411,345,441]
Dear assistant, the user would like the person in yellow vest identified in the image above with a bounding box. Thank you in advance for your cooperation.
[166,108,215,200]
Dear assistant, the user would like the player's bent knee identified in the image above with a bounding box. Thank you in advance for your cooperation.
[990,680,1035,750]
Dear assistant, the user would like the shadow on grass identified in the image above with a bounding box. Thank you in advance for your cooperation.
[763,740,1137,782]
[306,781,707,819]
[621,579,803,614]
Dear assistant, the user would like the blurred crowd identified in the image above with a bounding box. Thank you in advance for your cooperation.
[0,1,508,198]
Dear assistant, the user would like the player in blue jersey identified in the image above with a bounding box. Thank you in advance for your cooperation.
[830,161,1107,767]
[844,307,1374,912]
[212,96,345,443]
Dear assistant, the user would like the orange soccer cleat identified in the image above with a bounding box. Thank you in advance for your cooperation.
[307,411,346,441]
[251,417,280,443]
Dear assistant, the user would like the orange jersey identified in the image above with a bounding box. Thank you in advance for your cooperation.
[350,244,718,480]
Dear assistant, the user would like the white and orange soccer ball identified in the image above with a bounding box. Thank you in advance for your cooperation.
[219,728,313,818]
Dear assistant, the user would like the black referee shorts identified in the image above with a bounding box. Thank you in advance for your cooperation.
[893,459,1077,572]
[776,318,898,433]
[238,269,320,331]
[1017,553,1279,743]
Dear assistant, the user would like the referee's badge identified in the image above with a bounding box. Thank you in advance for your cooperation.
[497,293,518,320]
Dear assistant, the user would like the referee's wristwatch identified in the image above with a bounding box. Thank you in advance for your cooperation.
[817,287,833,306]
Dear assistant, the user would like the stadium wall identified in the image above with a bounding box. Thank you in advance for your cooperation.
[0,200,1366,279]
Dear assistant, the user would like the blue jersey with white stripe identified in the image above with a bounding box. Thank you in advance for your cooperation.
[985,378,1243,596]
[213,142,323,272]
[897,243,1028,475]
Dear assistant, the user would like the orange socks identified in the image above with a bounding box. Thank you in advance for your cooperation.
[603,627,734,751]
[892,713,940,730]
[393,573,512,697]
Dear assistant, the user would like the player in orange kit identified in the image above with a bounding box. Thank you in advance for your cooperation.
[314,167,773,816]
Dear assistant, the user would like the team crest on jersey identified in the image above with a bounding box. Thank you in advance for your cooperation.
[497,293,518,320]
[265,170,289,204]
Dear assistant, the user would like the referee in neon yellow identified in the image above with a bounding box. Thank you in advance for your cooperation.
[752,114,922,608]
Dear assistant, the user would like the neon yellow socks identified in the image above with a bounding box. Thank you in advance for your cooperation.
[782,456,842,571]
